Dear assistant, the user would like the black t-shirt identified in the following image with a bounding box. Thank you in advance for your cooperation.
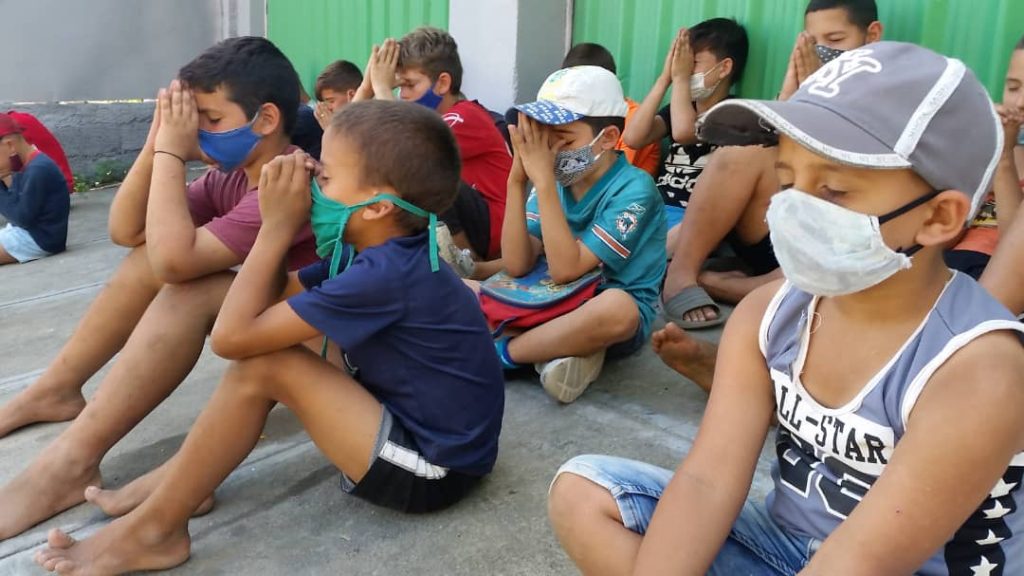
[655,103,721,210]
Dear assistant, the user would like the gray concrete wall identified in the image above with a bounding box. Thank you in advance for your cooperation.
[2,0,265,103]
[14,102,152,185]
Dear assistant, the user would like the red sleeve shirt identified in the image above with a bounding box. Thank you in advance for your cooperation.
[8,111,75,194]
[442,100,512,258]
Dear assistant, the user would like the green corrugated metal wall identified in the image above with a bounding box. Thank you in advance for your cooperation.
[266,0,449,97]
[572,0,1024,101]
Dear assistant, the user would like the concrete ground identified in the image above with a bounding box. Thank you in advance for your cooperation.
[0,187,773,575]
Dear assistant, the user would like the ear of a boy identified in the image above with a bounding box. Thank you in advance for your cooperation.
[256,103,282,136]
[436,72,452,96]
[918,191,972,245]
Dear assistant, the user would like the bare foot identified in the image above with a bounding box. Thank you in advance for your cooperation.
[0,447,102,541]
[34,519,190,575]
[86,476,214,518]
[651,323,718,393]
[0,384,86,439]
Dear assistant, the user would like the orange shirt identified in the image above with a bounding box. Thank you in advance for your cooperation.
[617,98,660,177]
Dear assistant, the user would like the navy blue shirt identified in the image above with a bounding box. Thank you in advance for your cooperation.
[287,232,505,476]
[292,105,323,160]
[0,153,70,253]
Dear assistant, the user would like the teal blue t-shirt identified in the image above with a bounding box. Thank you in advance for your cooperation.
[526,153,667,340]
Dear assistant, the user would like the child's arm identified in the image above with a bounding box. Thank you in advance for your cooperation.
[665,29,700,146]
[994,103,1023,230]
[146,80,240,283]
[779,33,821,101]
[501,121,542,276]
[108,100,160,246]
[798,331,1024,576]
[211,151,321,360]
[515,116,600,284]
[623,30,690,149]
[981,211,1024,314]
[633,282,779,575]
[368,40,398,101]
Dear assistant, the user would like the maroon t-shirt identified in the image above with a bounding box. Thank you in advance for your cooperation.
[186,151,318,271]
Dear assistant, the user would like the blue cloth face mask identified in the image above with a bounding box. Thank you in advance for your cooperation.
[198,114,262,172]
[413,83,444,110]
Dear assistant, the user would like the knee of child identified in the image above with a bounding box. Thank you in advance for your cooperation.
[548,470,619,531]
[594,290,640,340]
[548,471,593,523]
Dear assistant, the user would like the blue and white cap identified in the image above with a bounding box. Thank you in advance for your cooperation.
[697,41,1002,219]
[515,65,629,125]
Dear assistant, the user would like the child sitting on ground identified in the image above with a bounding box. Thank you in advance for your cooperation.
[622,18,748,257]
[0,113,69,264]
[33,100,506,574]
[312,59,363,128]
[496,66,666,403]
[363,28,512,269]
[549,42,1024,575]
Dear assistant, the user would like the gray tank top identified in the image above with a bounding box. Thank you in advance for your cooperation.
[761,273,1024,576]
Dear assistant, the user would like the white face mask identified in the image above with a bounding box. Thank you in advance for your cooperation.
[766,188,937,297]
[690,62,723,101]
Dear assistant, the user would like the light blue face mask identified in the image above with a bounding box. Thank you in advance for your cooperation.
[1017,126,1024,147]
[198,114,261,172]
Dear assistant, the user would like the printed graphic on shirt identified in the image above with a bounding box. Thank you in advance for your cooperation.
[442,112,465,128]
[656,142,716,209]
[772,367,1023,575]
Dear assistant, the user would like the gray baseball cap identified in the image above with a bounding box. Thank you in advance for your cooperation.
[697,41,1002,217]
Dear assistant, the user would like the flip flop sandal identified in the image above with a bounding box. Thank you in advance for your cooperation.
[661,285,725,330]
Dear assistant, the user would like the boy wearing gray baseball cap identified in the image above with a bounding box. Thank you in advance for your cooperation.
[549,42,1024,575]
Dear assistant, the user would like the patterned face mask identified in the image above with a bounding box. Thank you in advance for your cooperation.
[553,128,606,187]
[815,45,846,65]
[766,187,938,297]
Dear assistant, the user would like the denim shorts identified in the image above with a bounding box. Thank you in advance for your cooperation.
[554,454,817,575]
[0,223,51,262]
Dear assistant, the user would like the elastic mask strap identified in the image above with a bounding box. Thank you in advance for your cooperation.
[374,193,440,272]
[877,190,941,225]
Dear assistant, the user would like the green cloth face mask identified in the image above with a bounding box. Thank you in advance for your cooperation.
[309,178,440,279]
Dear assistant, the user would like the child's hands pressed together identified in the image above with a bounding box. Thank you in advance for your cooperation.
[670,29,695,84]
[996,102,1024,156]
[314,101,332,130]
[792,32,823,85]
[368,39,400,100]
[508,114,565,191]
[154,79,201,161]
[258,151,313,234]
